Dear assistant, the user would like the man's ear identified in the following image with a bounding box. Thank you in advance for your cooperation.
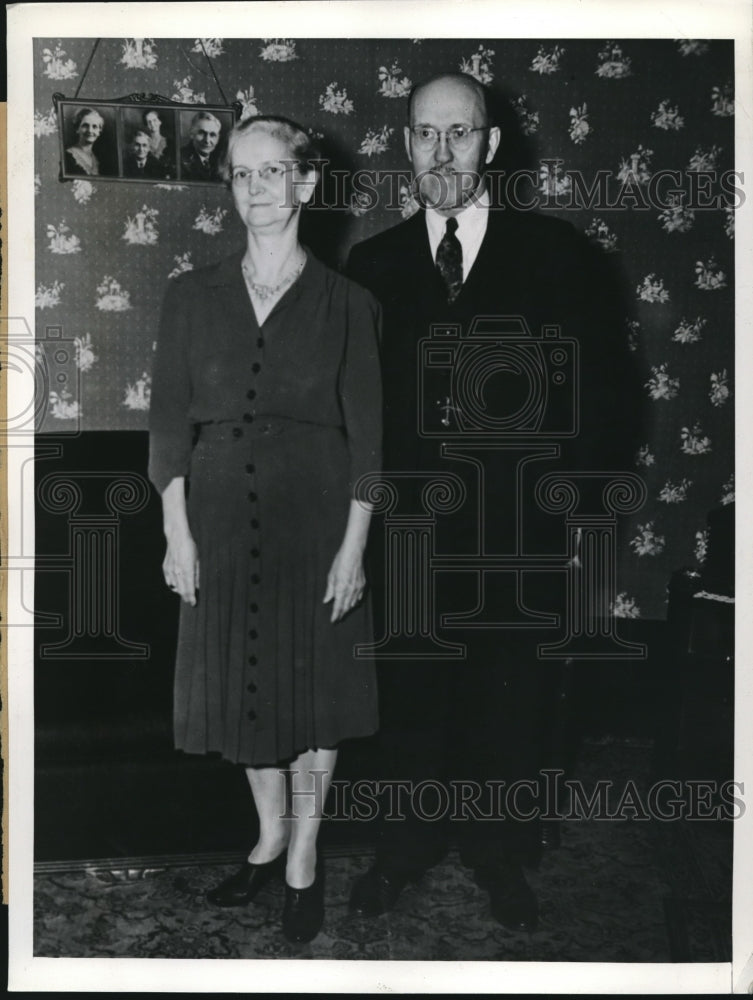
[485,125,501,164]
[404,125,413,164]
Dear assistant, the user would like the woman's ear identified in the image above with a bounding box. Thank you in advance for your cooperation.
[295,169,319,206]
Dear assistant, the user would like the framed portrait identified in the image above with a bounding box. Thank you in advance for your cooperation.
[54,94,240,184]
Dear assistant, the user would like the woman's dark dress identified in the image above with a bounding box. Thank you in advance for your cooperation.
[149,249,381,766]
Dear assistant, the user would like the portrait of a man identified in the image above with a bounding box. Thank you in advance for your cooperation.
[179,110,225,181]
[121,128,168,179]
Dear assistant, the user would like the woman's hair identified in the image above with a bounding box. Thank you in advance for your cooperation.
[220,114,321,185]
[73,106,104,131]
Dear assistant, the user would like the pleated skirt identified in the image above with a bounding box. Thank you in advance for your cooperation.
[174,419,378,766]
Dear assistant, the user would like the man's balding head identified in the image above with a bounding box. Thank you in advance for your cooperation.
[407,73,491,126]
[404,72,501,215]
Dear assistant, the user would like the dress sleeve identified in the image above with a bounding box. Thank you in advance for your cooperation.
[148,275,194,495]
[340,282,383,496]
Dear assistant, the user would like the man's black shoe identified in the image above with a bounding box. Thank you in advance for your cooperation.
[474,862,539,933]
[349,864,415,917]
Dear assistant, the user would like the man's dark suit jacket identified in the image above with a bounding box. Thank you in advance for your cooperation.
[348,205,637,477]
[180,144,222,182]
[346,205,643,867]
[348,204,641,614]
[122,152,167,180]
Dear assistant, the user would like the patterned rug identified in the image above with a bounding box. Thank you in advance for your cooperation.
[33,741,732,961]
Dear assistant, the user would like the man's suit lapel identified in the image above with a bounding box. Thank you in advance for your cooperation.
[456,207,520,309]
[396,211,437,280]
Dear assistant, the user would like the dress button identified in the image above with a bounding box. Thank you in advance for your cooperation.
[252,363,261,374]
[248,629,258,640]
[247,710,257,721]
[243,413,254,423]
[245,463,255,474]
[248,491,257,502]
[250,602,258,613]
[246,389,256,401]
[251,548,260,558]
[251,518,259,529]
[232,427,243,439]
[257,337,264,348]
[248,656,258,666]
[251,573,260,584]
[247,681,257,693]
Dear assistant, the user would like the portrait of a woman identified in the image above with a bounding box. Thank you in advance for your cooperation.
[143,109,174,176]
[63,106,107,176]
[148,115,382,944]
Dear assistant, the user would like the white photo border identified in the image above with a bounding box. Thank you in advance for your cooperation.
[7,1,753,993]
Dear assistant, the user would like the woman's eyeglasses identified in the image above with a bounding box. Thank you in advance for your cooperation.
[231,163,294,184]
[408,124,489,151]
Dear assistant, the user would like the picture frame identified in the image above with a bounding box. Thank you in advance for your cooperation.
[54,93,241,185]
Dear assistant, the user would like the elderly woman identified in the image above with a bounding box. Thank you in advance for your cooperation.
[64,106,105,176]
[149,115,381,944]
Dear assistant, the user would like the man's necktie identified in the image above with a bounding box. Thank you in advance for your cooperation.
[435,216,463,303]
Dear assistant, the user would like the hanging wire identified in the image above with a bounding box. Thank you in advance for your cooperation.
[73,37,230,107]
[73,38,101,99]
[179,41,230,105]
[198,38,229,105]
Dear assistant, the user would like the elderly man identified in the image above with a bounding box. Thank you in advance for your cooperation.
[180,111,223,181]
[122,129,167,179]
[346,73,638,933]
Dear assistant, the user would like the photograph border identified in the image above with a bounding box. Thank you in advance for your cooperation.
[7,1,753,994]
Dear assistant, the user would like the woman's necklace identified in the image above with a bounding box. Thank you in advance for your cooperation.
[242,252,305,301]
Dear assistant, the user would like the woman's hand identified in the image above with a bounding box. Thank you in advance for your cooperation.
[324,544,366,622]
[163,528,200,607]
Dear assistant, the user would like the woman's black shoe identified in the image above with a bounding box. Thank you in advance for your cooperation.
[206,853,285,907]
[282,867,325,943]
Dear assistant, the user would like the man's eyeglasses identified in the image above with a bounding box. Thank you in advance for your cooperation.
[408,124,490,151]
[231,163,294,184]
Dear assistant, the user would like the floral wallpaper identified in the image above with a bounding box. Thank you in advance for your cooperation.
[33,37,735,619]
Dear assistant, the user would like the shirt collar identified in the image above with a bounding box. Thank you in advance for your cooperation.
[425,185,491,244]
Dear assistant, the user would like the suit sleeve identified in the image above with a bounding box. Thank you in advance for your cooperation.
[340,282,383,496]
[556,226,645,476]
[148,275,194,495]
